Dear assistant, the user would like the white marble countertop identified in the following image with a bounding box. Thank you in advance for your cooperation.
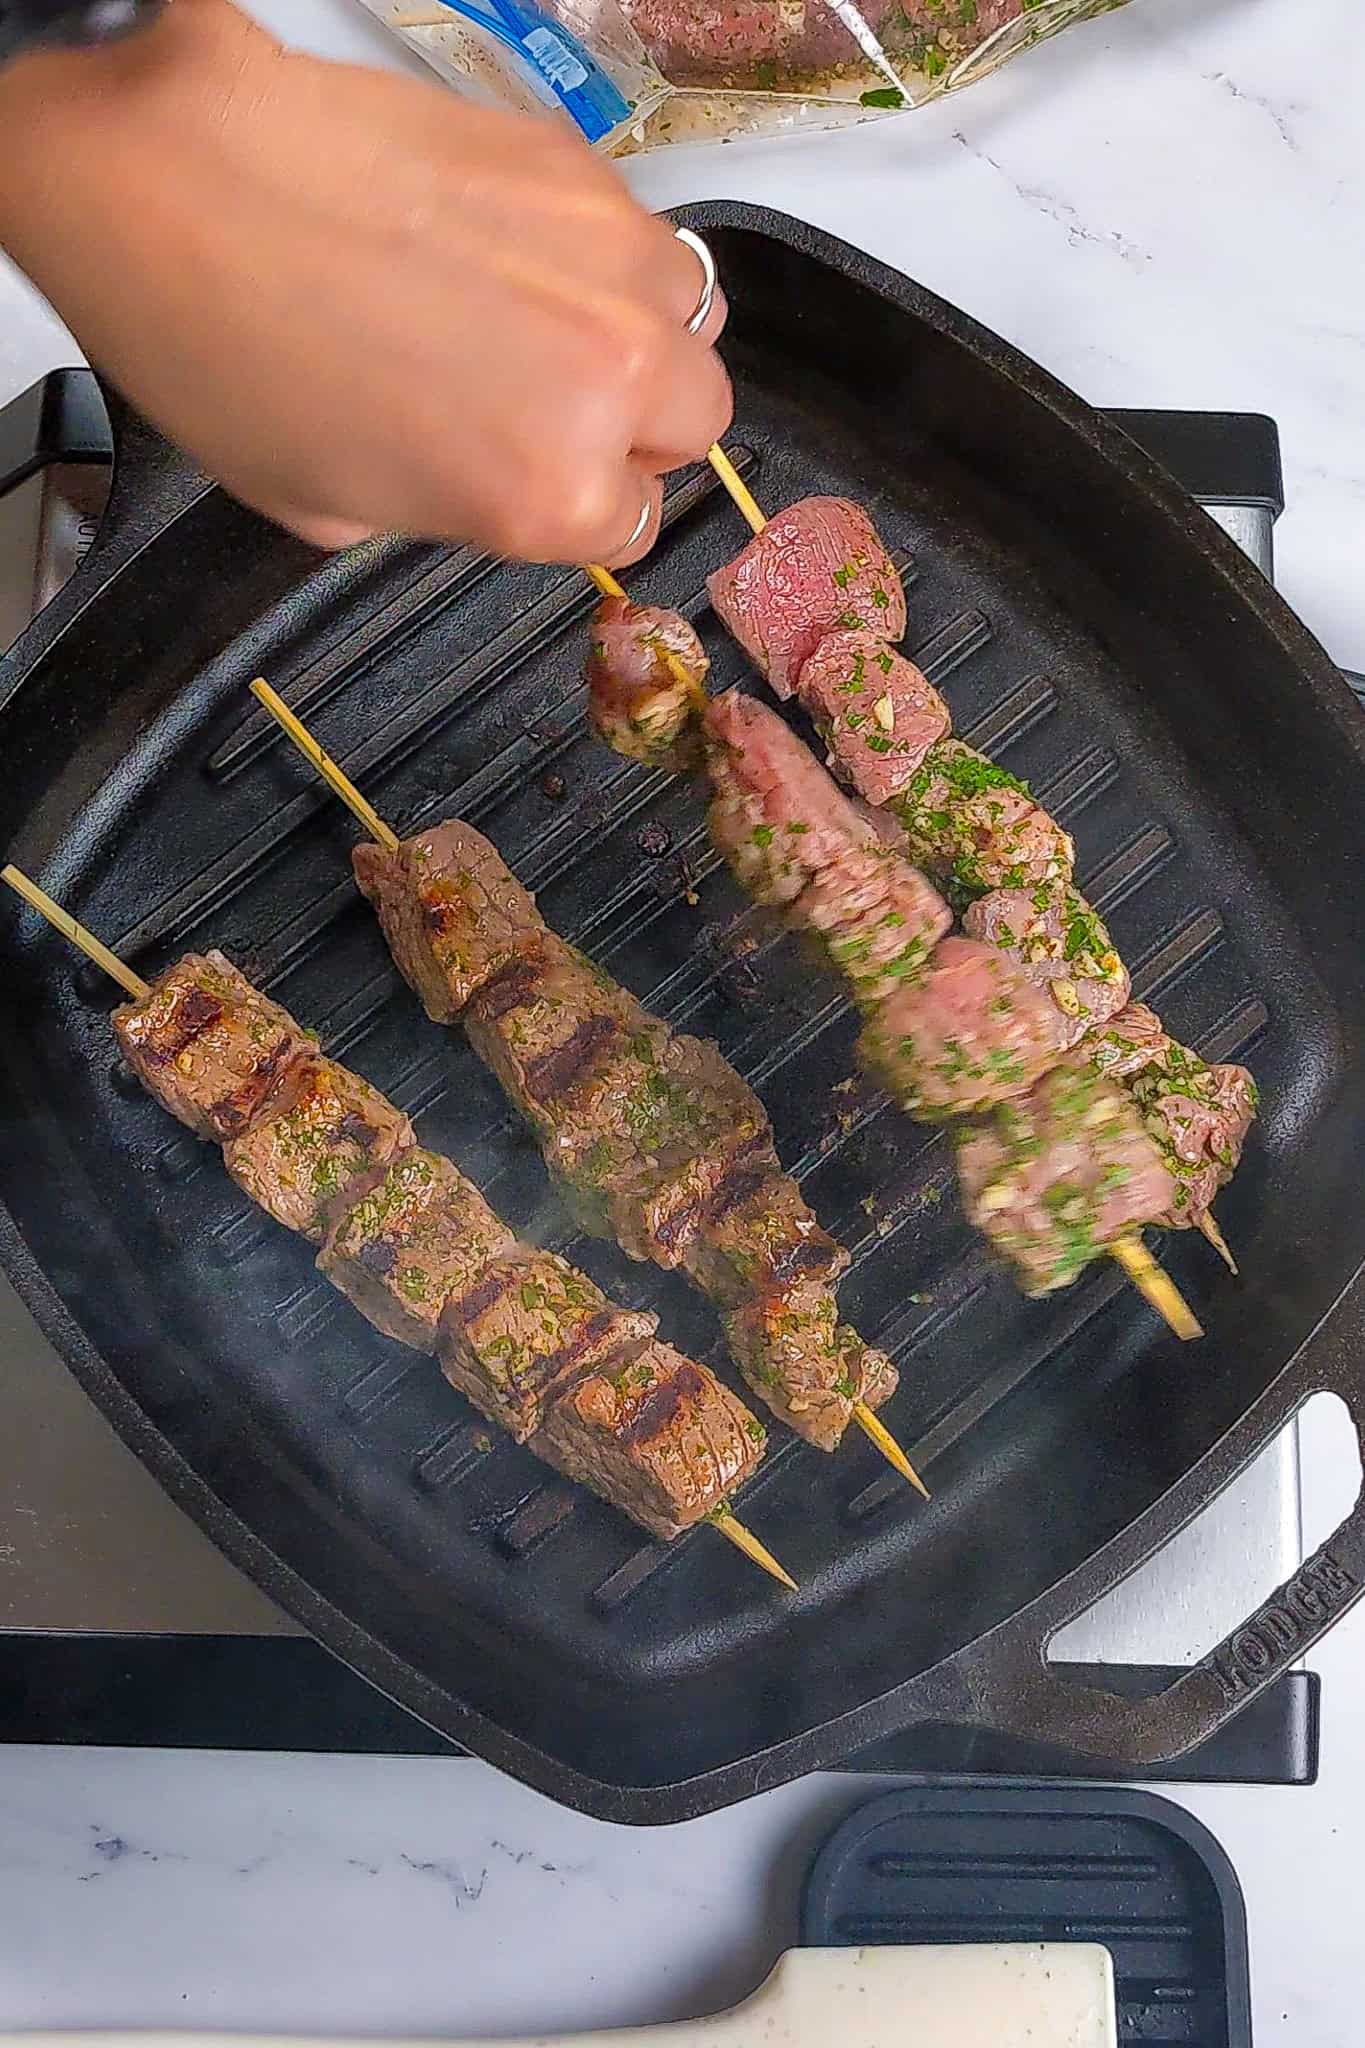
[2,0,1364,2041]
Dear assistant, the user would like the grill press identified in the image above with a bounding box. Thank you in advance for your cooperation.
[1,204,1363,1823]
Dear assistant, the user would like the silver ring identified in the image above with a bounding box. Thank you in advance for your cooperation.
[621,492,653,555]
[675,227,718,337]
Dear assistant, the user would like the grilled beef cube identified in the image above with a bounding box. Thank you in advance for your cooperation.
[965,883,1129,1049]
[594,1038,773,1266]
[113,950,309,1143]
[320,1147,513,1352]
[472,934,771,1264]
[859,935,1063,1119]
[724,1276,897,1451]
[797,631,950,806]
[468,930,656,1160]
[223,1054,413,1242]
[684,1160,848,1309]
[706,498,906,700]
[893,740,1074,898]
[958,1060,1176,1296]
[705,691,952,992]
[586,597,708,772]
[353,820,543,1024]
[534,1340,764,1541]
[437,1248,656,1443]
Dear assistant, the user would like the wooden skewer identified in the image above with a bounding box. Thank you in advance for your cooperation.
[251,677,928,1496]
[1,864,149,1000]
[249,684,399,854]
[1199,1210,1238,1276]
[853,1401,930,1500]
[707,445,767,535]
[1,855,795,1591]
[1111,1236,1202,1341]
[710,1507,798,1590]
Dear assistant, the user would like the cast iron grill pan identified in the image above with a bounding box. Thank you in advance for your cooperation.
[1,206,1362,1822]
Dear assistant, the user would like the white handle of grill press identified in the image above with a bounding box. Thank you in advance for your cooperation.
[0,1945,1117,2048]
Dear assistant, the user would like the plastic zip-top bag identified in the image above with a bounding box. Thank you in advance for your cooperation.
[358,0,1133,151]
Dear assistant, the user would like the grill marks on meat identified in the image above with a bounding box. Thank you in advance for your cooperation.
[320,1148,514,1353]
[112,950,767,1541]
[353,822,544,1023]
[224,1054,414,1241]
[114,951,310,1142]
[707,498,906,700]
[437,1247,656,1442]
[723,1278,889,1453]
[586,598,708,773]
[894,740,1075,897]
[958,1060,1177,1297]
[535,1342,763,1543]
[965,883,1130,1049]
[798,631,950,806]
[364,812,896,1451]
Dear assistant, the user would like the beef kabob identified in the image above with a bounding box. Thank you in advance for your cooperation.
[247,681,924,1494]
[586,484,1252,1278]
[0,865,792,1586]
[702,690,1195,1326]
[701,489,1255,1271]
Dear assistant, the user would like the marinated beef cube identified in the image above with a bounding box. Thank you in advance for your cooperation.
[1129,1049,1257,1230]
[859,935,1063,1119]
[223,1054,413,1241]
[685,1161,848,1309]
[586,597,708,771]
[706,497,906,700]
[800,842,951,1008]
[705,691,952,992]
[798,630,950,805]
[320,1147,513,1352]
[893,740,1074,898]
[534,1340,764,1541]
[1087,1000,1170,1080]
[723,1275,897,1451]
[353,820,543,1024]
[113,950,309,1142]
[437,1247,656,1442]
[965,883,1129,1048]
[706,688,874,906]
[958,1060,1176,1296]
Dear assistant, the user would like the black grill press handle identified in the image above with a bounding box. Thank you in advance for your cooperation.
[935,1270,1365,1770]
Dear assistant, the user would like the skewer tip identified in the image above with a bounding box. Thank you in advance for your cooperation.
[709,1507,797,1590]
[852,1399,930,1499]
[1112,1236,1203,1340]
[1198,1210,1239,1275]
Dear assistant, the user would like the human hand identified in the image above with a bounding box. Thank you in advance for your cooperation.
[0,0,730,563]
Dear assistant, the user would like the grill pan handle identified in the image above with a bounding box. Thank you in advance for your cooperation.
[934,1272,1365,1770]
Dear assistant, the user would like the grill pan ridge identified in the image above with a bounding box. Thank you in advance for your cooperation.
[1,204,1363,1822]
